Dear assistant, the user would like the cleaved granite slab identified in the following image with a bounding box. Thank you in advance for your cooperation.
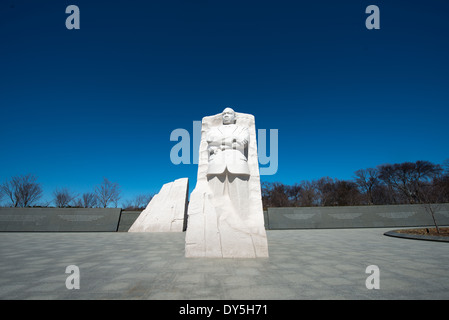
[128,178,189,232]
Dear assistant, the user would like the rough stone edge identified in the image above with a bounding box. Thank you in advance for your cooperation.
[128,178,189,232]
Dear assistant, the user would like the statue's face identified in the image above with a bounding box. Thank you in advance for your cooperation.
[222,108,236,125]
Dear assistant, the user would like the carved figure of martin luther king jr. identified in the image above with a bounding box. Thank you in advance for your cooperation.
[206,108,250,215]
[206,108,250,176]
[185,107,269,258]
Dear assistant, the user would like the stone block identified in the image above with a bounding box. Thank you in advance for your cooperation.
[128,178,189,232]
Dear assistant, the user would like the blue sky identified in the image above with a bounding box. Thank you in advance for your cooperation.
[1,0,448,205]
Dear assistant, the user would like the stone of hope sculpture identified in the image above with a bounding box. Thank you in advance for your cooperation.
[185,108,269,258]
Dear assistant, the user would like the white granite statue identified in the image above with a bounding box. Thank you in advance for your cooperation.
[185,108,269,258]
[128,178,189,232]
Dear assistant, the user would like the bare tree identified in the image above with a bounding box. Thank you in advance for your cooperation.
[53,188,78,208]
[315,177,336,206]
[286,183,301,206]
[414,161,443,202]
[418,181,446,234]
[121,199,135,210]
[443,159,449,175]
[134,193,153,209]
[424,203,442,234]
[433,175,449,203]
[271,182,293,207]
[95,178,121,208]
[0,174,43,207]
[261,181,271,209]
[335,180,363,206]
[263,160,448,210]
[376,164,401,204]
[261,181,292,208]
[378,161,442,204]
[370,183,394,205]
[314,177,362,206]
[354,168,380,205]
[74,192,98,208]
[122,193,154,210]
[297,180,319,207]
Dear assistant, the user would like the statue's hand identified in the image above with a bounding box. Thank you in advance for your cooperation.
[232,138,246,149]
[209,146,219,155]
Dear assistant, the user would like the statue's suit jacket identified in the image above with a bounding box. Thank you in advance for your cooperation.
[206,124,250,176]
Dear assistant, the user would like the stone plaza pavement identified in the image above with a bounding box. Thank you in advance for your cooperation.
[0,228,448,300]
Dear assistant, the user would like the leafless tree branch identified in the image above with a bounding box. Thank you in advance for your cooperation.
[53,188,79,208]
[0,174,43,207]
[94,177,121,208]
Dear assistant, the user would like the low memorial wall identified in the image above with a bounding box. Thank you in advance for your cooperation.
[3,204,448,231]
[0,208,122,232]
[267,203,449,229]
[117,210,141,232]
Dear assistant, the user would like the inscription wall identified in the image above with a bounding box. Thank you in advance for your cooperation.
[267,204,449,229]
[0,208,122,232]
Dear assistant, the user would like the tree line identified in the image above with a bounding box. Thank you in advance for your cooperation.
[0,175,153,210]
[261,160,449,209]
[2,159,448,210]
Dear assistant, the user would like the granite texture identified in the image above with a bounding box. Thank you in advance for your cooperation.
[185,110,268,258]
[128,178,189,232]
